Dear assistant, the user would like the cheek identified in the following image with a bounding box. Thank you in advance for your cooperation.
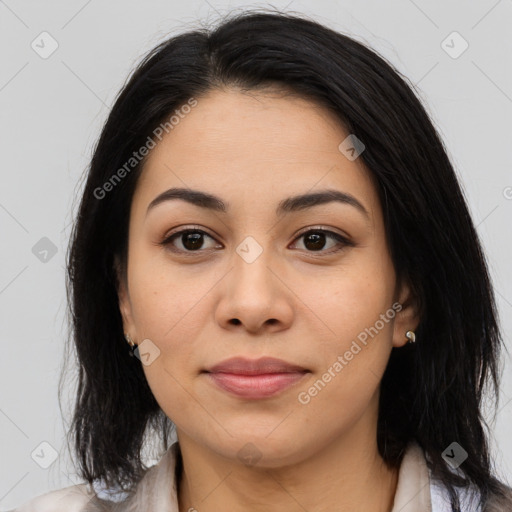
[301,254,396,382]
[127,266,213,405]
[141,364,199,434]
[308,262,394,339]
[138,322,199,424]
[127,253,211,340]
[296,291,395,432]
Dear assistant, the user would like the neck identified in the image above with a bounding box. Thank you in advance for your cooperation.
[176,431,399,512]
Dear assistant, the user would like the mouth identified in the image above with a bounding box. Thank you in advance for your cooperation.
[203,356,309,374]
[202,356,310,399]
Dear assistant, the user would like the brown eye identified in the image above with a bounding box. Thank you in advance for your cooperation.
[161,229,220,253]
[178,231,206,251]
[303,232,327,251]
[291,229,352,254]
[159,226,352,257]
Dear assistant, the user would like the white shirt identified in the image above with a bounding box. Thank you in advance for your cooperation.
[8,441,483,511]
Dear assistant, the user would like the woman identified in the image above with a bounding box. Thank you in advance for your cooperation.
[12,9,512,512]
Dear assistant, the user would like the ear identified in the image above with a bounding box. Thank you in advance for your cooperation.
[114,255,137,340]
[391,278,421,348]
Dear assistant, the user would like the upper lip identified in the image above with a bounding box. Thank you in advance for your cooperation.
[204,356,309,375]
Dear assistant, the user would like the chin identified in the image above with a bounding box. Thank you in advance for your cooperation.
[206,432,308,469]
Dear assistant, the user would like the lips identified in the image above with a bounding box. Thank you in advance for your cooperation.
[202,357,310,399]
[204,356,308,375]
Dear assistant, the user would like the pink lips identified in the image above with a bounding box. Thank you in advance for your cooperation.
[203,356,309,399]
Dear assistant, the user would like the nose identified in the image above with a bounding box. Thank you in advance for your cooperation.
[214,244,294,334]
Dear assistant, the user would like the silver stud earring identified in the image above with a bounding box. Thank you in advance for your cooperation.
[405,330,416,344]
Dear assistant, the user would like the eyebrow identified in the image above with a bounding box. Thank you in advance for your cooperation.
[146,187,370,220]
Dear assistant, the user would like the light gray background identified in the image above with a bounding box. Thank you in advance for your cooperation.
[1,0,511,509]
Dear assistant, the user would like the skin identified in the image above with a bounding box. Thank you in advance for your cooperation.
[117,87,420,512]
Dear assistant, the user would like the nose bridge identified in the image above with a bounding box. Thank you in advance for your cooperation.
[232,233,276,291]
[214,225,296,333]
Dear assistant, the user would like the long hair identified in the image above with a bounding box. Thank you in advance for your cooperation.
[62,8,512,511]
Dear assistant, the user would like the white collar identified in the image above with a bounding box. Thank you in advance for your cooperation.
[390,442,431,511]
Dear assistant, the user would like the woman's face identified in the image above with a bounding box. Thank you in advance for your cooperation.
[117,87,418,467]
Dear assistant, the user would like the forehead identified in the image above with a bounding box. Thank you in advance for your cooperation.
[132,88,380,225]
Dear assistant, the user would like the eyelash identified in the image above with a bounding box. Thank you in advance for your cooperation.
[159,225,353,257]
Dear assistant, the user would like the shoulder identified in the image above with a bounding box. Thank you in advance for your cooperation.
[10,483,96,512]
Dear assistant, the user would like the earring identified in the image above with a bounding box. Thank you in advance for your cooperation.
[405,330,416,344]
[125,333,137,357]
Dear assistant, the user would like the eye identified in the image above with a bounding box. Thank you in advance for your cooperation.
[160,227,220,253]
[159,226,353,255]
[290,228,353,254]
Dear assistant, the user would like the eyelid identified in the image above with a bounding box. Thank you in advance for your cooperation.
[293,225,350,240]
[163,224,214,239]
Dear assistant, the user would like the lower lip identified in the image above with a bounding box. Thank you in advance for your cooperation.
[205,372,308,399]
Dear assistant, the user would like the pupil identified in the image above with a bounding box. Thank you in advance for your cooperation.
[183,232,203,250]
[305,232,325,251]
